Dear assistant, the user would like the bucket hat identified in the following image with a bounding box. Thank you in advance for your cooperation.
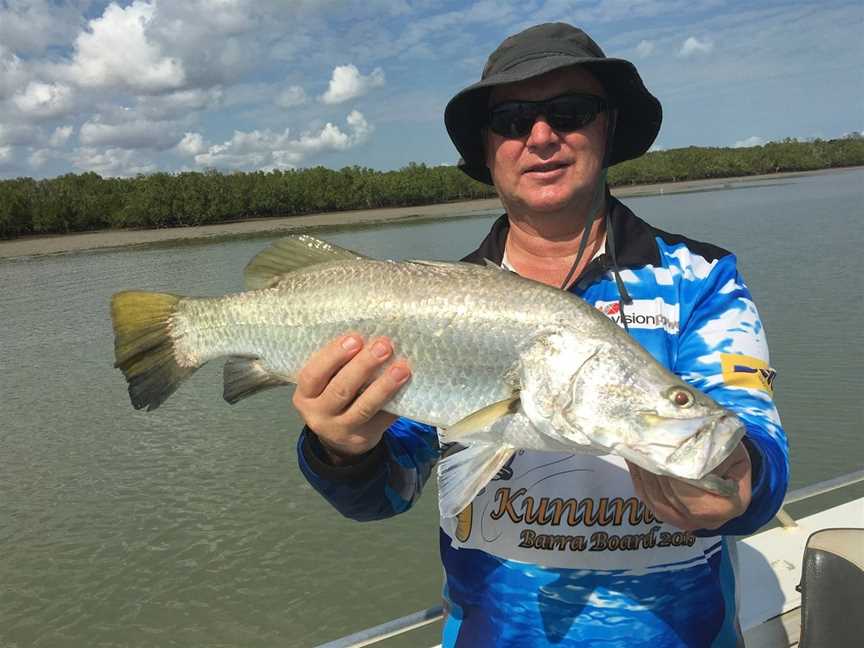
[444,22,662,185]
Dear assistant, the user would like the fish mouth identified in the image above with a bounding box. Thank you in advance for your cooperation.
[665,413,745,478]
[637,411,745,479]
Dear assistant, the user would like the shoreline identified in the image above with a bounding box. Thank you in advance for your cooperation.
[0,167,856,260]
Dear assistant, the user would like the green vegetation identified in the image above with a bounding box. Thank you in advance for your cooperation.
[1,137,862,240]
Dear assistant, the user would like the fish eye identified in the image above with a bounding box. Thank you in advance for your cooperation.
[667,388,694,408]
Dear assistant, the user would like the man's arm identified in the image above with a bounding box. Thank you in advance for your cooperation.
[298,418,439,521]
[293,334,438,521]
[630,252,788,535]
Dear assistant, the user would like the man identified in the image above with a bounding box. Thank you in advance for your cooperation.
[295,23,788,647]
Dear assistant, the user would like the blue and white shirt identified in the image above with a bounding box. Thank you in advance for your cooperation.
[298,197,788,648]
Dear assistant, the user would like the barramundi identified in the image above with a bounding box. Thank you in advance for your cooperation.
[111,235,744,517]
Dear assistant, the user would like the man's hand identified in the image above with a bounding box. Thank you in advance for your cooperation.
[293,334,411,465]
[627,442,752,532]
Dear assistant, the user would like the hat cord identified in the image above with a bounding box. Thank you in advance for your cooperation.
[559,108,633,332]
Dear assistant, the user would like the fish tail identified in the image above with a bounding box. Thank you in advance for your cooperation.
[111,290,198,411]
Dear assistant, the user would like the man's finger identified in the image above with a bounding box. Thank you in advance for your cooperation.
[295,334,364,399]
[341,362,411,426]
[322,338,395,413]
[637,469,691,530]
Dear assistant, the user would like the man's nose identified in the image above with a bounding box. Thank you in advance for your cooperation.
[525,115,559,148]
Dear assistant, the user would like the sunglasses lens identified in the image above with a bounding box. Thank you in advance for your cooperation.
[547,96,600,130]
[488,95,605,138]
[489,107,536,138]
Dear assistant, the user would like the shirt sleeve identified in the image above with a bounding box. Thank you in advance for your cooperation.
[674,252,789,536]
[297,417,439,522]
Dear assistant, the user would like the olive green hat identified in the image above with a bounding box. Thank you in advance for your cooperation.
[444,22,662,185]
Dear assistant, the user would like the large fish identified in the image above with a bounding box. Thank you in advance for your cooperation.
[111,235,744,517]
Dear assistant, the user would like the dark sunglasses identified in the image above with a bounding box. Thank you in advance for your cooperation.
[487,93,609,138]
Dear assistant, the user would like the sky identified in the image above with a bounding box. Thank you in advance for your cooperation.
[0,0,861,179]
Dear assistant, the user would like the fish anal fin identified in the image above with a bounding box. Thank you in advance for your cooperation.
[244,235,368,290]
[438,444,516,518]
[439,395,521,443]
[223,357,291,404]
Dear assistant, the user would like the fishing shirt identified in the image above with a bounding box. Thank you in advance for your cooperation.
[297,198,789,648]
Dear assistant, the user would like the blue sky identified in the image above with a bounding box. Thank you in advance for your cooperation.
[0,0,861,178]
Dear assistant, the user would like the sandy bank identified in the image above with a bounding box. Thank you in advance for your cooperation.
[0,167,854,260]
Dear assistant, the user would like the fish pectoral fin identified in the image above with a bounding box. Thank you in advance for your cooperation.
[482,258,507,270]
[438,444,516,519]
[439,395,521,442]
[223,357,292,404]
[244,235,369,290]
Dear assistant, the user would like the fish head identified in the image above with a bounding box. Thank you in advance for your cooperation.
[520,331,744,480]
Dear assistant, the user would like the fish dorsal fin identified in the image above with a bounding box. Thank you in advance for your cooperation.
[244,235,369,290]
[439,395,521,443]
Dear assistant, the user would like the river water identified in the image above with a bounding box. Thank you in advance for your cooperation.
[1,169,862,647]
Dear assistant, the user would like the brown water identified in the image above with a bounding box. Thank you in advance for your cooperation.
[1,169,862,647]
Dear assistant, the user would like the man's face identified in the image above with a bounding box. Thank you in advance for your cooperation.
[484,66,608,217]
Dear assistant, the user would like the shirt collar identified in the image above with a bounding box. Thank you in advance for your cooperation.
[461,196,662,269]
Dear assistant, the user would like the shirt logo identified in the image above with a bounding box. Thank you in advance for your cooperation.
[594,299,679,333]
[601,302,621,316]
[721,353,776,395]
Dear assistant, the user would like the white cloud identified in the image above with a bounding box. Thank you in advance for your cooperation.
[176,132,206,156]
[0,146,12,165]
[12,82,75,120]
[29,147,66,168]
[733,136,767,148]
[0,45,28,100]
[679,36,713,58]
[345,110,372,141]
[0,123,39,147]
[648,142,665,152]
[276,85,308,109]
[72,147,158,177]
[636,40,655,58]
[79,118,182,150]
[49,125,74,147]
[137,88,223,120]
[193,110,374,170]
[321,64,385,104]
[66,1,186,93]
[0,0,84,55]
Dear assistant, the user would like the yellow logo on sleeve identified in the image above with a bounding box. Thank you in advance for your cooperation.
[721,354,776,395]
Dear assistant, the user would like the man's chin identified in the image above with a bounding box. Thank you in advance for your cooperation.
[514,188,595,216]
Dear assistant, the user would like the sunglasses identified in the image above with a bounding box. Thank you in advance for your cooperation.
[487,93,609,138]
